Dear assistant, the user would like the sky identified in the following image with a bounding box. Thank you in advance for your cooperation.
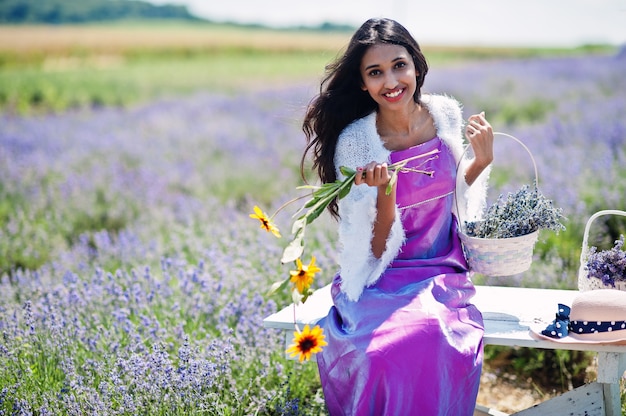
[148,0,626,47]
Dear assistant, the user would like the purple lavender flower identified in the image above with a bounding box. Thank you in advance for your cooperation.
[585,235,626,287]
[464,184,566,239]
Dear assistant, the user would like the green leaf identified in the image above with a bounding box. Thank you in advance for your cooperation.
[301,287,315,303]
[337,183,352,200]
[337,174,355,200]
[319,181,341,193]
[340,166,356,177]
[268,278,290,296]
[303,196,320,209]
[302,184,337,208]
[386,171,398,195]
[304,203,326,225]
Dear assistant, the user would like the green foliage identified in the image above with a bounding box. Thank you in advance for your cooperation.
[0,50,334,114]
[0,66,137,114]
[534,221,585,283]
[268,368,327,415]
[0,171,138,276]
[478,97,556,127]
[498,99,556,126]
[0,0,199,24]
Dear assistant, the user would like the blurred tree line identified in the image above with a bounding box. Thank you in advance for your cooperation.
[0,0,201,24]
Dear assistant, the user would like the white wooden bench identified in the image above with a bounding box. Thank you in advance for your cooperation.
[263,285,626,416]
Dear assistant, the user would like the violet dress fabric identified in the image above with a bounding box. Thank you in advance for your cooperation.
[317,137,484,416]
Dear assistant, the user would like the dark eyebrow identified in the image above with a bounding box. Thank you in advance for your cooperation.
[364,56,407,71]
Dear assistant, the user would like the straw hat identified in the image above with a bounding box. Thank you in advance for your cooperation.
[530,289,626,344]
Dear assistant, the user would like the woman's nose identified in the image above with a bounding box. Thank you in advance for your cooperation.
[383,73,397,89]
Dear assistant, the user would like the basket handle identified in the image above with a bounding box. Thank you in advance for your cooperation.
[454,132,539,225]
[578,209,626,273]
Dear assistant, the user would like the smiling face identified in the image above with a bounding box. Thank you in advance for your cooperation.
[360,43,418,111]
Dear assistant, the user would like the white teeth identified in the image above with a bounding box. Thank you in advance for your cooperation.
[385,89,403,98]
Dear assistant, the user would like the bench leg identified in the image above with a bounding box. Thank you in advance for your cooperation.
[602,383,621,416]
[597,352,626,416]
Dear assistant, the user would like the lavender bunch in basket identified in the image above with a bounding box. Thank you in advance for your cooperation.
[585,235,626,287]
[464,183,566,239]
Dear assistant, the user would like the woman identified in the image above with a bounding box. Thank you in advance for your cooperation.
[301,18,494,415]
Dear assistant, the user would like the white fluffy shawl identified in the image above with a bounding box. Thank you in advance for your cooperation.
[333,94,490,301]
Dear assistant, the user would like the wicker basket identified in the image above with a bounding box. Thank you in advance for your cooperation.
[458,230,539,276]
[577,209,626,291]
[456,132,539,276]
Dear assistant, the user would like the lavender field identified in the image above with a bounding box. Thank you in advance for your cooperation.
[1,49,626,414]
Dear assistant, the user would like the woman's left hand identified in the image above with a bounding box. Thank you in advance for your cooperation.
[465,111,494,169]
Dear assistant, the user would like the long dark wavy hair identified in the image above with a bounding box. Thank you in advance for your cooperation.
[301,18,429,218]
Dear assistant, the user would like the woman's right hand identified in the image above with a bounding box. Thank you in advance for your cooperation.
[354,161,392,189]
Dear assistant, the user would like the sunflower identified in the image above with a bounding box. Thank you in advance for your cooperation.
[286,324,327,362]
[290,256,321,294]
[249,205,281,238]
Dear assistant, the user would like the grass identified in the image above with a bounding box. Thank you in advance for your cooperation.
[0,22,616,114]
[0,22,351,113]
[0,50,334,113]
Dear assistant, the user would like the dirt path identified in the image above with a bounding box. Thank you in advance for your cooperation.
[477,367,556,413]
[477,361,600,414]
